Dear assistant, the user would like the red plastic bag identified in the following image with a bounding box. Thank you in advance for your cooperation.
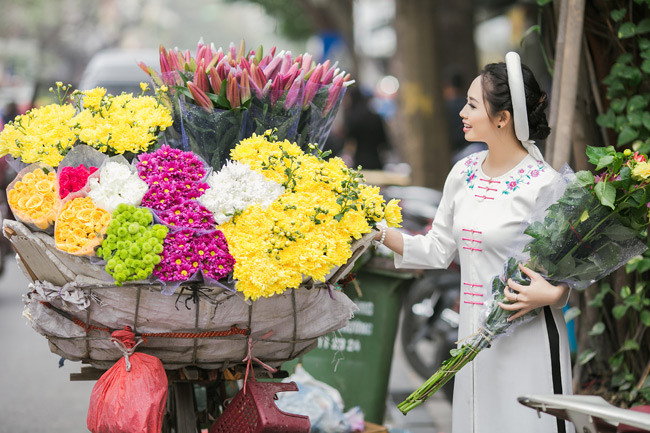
[87,327,168,433]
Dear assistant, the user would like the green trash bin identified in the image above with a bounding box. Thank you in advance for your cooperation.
[284,258,416,424]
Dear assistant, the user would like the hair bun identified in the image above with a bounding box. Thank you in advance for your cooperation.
[528,91,550,140]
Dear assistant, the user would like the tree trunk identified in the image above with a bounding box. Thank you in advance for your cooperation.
[394,0,450,189]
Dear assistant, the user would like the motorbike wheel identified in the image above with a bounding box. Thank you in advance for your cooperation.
[400,271,458,402]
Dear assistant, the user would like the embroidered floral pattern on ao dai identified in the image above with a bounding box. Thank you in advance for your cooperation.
[461,151,547,195]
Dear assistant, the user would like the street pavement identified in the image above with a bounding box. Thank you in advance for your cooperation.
[0,255,448,432]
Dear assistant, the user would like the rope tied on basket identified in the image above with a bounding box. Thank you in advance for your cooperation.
[111,326,144,372]
[242,330,277,392]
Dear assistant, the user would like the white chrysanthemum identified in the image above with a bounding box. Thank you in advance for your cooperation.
[87,161,148,213]
[198,161,284,224]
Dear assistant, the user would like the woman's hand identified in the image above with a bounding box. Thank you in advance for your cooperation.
[498,263,569,321]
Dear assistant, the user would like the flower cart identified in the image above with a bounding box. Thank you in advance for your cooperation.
[0,42,403,432]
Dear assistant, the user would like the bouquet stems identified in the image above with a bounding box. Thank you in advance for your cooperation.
[398,339,483,414]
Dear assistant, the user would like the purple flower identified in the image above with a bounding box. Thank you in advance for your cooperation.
[142,181,209,211]
[157,200,215,230]
[531,170,539,177]
[137,145,206,185]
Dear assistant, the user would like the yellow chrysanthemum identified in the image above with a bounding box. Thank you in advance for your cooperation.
[384,199,403,227]
[0,104,77,166]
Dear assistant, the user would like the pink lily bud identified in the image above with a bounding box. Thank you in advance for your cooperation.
[302,64,324,109]
[295,54,303,65]
[250,63,268,89]
[216,57,228,80]
[284,73,303,110]
[194,59,210,92]
[240,69,252,104]
[187,81,213,110]
[263,50,285,80]
[159,46,171,74]
[301,53,313,73]
[184,49,191,65]
[196,38,205,55]
[226,74,240,108]
[323,75,344,116]
[262,80,272,98]
[270,74,283,106]
[236,40,246,62]
[281,63,300,89]
[240,56,251,73]
[321,60,331,78]
[206,50,222,71]
[228,42,237,59]
[208,67,222,94]
[321,61,339,85]
[279,51,293,75]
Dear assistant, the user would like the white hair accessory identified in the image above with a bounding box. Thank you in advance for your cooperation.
[505,51,545,162]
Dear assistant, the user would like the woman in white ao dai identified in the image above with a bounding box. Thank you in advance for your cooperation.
[376,54,575,433]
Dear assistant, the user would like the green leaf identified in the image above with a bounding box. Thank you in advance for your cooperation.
[621,339,640,351]
[621,285,631,299]
[642,59,650,75]
[586,146,614,165]
[611,8,627,22]
[643,112,650,132]
[619,22,637,39]
[640,38,650,51]
[637,18,650,35]
[594,181,616,209]
[537,0,552,5]
[627,95,648,112]
[564,306,581,322]
[613,304,629,319]
[610,352,624,371]
[641,309,650,326]
[588,321,606,336]
[628,111,643,128]
[578,348,597,365]
[618,126,640,146]
[621,66,643,87]
[597,110,617,129]
[575,170,595,187]
[597,154,615,170]
[611,97,628,113]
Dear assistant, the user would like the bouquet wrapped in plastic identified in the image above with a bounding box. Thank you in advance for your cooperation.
[140,40,353,171]
[398,146,650,414]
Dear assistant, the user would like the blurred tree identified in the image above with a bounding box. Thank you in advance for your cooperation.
[225,0,357,74]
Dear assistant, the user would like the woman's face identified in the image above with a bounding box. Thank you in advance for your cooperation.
[459,76,497,143]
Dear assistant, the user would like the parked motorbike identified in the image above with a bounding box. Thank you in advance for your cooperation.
[381,185,461,402]
[518,394,650,433]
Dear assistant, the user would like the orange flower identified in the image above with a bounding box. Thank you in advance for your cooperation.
[7,169,59,230]
[55,197,111,255]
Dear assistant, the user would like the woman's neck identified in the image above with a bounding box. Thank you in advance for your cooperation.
[481,138,529,178]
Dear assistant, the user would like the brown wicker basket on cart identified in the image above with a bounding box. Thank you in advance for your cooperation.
[4,218,373,371]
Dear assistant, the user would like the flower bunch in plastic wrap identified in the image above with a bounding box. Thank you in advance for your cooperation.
[0,83,172,167]
[96,204,168,285]
[87,161,148,213]
[7,166,60,230]
[140,39,353,171]
[137,145,209,211]
[218,131,402,300]
[54,197,111,255]
[58,165,98,199]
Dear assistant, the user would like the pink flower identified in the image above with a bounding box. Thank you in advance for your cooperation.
[508,181,517,190]
[531,170,539,177]
[634,152,647,163]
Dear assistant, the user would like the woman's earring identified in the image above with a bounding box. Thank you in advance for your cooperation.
[497,125,501,129]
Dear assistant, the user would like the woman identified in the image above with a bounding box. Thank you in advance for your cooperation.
[376,52,574,433]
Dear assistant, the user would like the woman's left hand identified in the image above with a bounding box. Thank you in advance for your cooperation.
[498,263,568,321]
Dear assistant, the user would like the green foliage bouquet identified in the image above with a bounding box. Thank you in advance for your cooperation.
[398,146,650,414]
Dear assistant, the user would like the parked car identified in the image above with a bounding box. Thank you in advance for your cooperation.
[78,49,158,95]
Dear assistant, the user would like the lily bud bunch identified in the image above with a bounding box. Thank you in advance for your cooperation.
[140,40,354,113]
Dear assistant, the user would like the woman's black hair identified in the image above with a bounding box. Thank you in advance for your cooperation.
[480,62,551,141]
